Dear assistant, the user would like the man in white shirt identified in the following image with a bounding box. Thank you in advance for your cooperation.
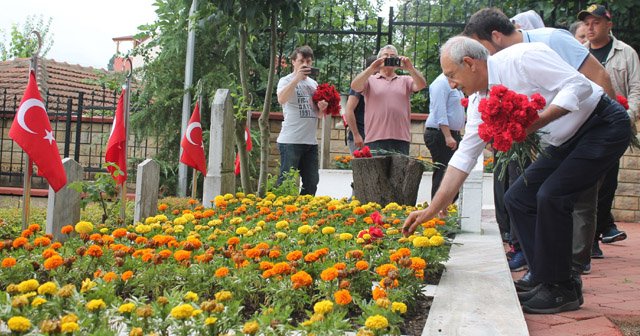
[403,36,630,314]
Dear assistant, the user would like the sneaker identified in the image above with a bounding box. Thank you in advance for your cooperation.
[591,240,604,259]
[572,274,584,306]
[582,263,591,275]
[514,271,540,292]
[521,281,581,314]
[508,251,528,272]
[601,227,627,244]
[518,283,542,302]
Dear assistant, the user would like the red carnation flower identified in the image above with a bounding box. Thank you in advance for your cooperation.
[370,211,383,225]
[312,83,342,116]
[616,95,629,110]
[460,97,469,108]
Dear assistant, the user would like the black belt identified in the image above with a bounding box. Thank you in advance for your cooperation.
[426,127,460,134]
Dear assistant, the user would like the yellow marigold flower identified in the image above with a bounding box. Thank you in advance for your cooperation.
[129,327,143,336]
[242,321,259,335]
[391,302,407,314]
[58,284,75,298]
[364,315,389,330]
[184,213,195,221]
[235,226,249,235]
[12,295,28,308]
[144,216,157,224]
[321,226,336,235]
[74,221,94,234]
[86,299,106,311]
[60,313,78,324]
[230,217,243,225]
[170,304,195,319]
[423,228,438,238]
[17,279,39,293]
[313,300,333,314]
[387,228,400,235]
[356,238,366,244]
[80,278,97,293]
[184,291,199,302]
[223,193,234,200]
[173,217,188,225]
[429,235,445,246]
[275,220,289,229]
[375,298,390,308]
[205,317,218,325]
[383,202,400,211]
[61,322,79,333]
[214,290,233,302]
[155,214,168,222]
[192,309,203,317]
[412,236,431,248]
[275,232,287,240]
[135,224,152,234]
[339,233,353,241]
[119,302,136,314]
[356,328,375,336]
[297,225,313,234]
[208,219,222,226]
[7,316,31,332]
[31,297,47,307]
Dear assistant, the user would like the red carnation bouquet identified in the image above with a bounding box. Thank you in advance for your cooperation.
[478,85,546,181]
[312,83,341,117]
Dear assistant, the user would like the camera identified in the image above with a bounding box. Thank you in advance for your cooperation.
[384,57,401,67]
[309,67,320,77]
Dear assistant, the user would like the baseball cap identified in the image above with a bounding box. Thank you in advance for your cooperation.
[578,4,612,21]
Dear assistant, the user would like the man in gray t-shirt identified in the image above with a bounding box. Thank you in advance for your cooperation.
[276,46,327,195]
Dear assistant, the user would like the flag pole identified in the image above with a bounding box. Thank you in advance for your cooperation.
[21,31,43,230]
[120,57,132,224]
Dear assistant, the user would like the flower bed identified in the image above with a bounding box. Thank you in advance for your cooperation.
[0,194,458,335]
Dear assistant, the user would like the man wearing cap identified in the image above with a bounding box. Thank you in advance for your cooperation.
[579,4,640,255]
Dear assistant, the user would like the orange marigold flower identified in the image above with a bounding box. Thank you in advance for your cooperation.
[61,225,74,235]
[259,261,274,270]
[121,270,134,281]
[50,242,62,249]
[134,237,148,245]
[333,262,346,270]
[410,257,427,271]
[227,237,240,246]
[12,237,28,249]
[271,262,292,275]
[172,209,180,215]
[44,255,64,270]
[174,250,191,262]
[86,245,103,258]
[255,242,269,250]
[291,271,313,289]
[285,205,298,213]
[304,252,320,263]
[268,249,281,259]
[353,207,366,215]
[245,248,261,259]
[101,235,114,245]
[188,198,198,205]
[346,250,364,259]
[112,228,128,238]
[262,269,274,278]
[167,240,180,248]
[94,269,103,278]
[28,223,41,232]
[316,247,329,257]
[286,250,303,261]
[214,266,230,278]
[158,203,169,211]
[1,257,17,268]
[334,289,353,305]
[355,260,369,271]
[141,252,154,262]
[363,217,374,224]
[158,249,172,259]
[89,233,102,242]
[21,229,34,238]
[320,267,339,281]
[202,209,215,218]
[33,236,51,247]
[372,286,387,300]
[42,248,58,259]
[375,264,397,277]
[103,272,117,282]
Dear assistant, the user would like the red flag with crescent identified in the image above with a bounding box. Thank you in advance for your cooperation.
[105,89,127,185]
[9,70,67,192]
[180,102,207,175]
[234,127,252,175]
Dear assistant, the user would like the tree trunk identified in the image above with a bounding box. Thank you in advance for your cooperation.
[236,22,253,193]
[257,8,277,197]
[351,155,424,206]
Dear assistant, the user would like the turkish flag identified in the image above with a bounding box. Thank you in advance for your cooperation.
[105,89,127,185]
[180,102,207,175]
[9,70,67,192]
[234,127,253,175]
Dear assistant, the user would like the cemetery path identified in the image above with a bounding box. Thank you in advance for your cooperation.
[512,222,640,336]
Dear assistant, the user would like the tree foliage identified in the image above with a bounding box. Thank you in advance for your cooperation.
[0,15,54,61]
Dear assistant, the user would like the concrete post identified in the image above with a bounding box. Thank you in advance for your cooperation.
[46,158,83,242]
[460,156,484,233]
[320,116,332,169]
[203,89,236,207]
[134,159,160,223]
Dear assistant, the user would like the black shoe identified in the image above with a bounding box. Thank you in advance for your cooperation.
[514,271,540,292]
[518,283,542,302]
[591,240,604,259]
[571,274,584,306]
[601,227,627,244]
[521,281,581,314]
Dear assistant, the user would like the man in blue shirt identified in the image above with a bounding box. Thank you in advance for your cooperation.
[424,73,466,200]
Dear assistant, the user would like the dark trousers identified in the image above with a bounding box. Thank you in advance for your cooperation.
[504,96,630,283]
[424,128,462,200]
[493,154,530,244]
[277,143,319,196]
[595,162,620,237]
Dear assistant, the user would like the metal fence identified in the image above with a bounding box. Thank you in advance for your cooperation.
[0,88,161,189]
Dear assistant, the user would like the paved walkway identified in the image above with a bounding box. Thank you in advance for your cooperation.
[511,223,640,336]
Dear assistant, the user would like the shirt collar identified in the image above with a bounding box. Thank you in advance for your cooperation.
[375,73,398,80]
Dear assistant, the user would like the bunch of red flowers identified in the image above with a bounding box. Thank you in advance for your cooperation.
[312,83,341,116]
[478,85,546,152]
[353,145,372,158]
[478,85,546,181]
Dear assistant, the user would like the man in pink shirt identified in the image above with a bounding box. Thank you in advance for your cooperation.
[351,45,427,155]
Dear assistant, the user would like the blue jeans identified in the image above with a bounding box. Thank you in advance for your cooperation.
[277,143,319,196]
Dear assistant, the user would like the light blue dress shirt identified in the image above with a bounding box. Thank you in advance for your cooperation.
[425,73,466,131]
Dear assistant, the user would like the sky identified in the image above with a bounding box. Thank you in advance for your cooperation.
[0,0,157,69]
